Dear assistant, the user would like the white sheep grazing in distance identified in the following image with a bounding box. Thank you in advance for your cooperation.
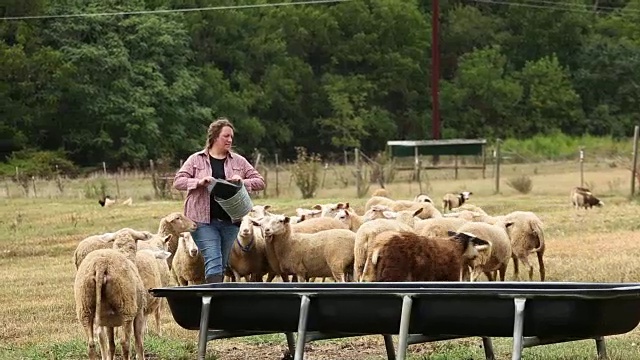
[442,191,472,213]
[74,230,147,360]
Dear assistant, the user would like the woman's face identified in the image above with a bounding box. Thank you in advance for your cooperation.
[214,126,234,151]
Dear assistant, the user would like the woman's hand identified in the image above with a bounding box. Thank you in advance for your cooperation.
[228,174,242,182]
[198,176,216,187]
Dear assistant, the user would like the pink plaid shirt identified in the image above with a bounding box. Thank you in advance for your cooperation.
[173,149,265,224]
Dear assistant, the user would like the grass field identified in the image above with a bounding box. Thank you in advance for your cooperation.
[1,160,640,359]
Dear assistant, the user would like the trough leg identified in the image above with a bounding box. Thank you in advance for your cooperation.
[482,337,496,360]
[383,335,396,360]
[198,296,212,360]
[595,336,608,359]
[285,332,296,355]
[294,295,311,360]
[396,295,413,360]
[511,298,527,360]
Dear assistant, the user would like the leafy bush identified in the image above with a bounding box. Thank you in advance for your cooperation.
[290,147,322,199]
[506,175,533,194]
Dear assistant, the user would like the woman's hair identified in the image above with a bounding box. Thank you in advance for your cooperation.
[205,117,235,150]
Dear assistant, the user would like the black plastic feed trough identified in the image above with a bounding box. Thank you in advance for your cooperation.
[149,281,640,360]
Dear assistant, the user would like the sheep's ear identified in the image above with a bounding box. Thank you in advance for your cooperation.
[504,221,515,229]
[447,230,458,237]
[310,209,322,215]
[162,235,172,244]
[312,204,323,210]
[382,211,397,219]
[250,218,262,227]
[412,207,424,217]
[474,244,490,251]
[152,250,172,260]
[344,202,350,209]
[283,216,290,224]
[371,249,380,266]
[471,238,490,247]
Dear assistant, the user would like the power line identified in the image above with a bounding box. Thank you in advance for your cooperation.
[0,0,350,21]
[469,0,640,14]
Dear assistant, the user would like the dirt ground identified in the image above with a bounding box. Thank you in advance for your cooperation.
[205,336,481,360]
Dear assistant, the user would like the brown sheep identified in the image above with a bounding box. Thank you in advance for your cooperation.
[570,187,604,209]
[361,230,490,282]
[371,188,390,198]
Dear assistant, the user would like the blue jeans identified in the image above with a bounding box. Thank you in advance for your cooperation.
[191,220,240,277]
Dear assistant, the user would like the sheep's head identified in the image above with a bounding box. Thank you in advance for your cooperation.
[113,230,138,262]
[380,208,422,227]
[460,191,472,200]
[164,212,197,233]
[251,205,272,218]
[252,214,289,238]
[334,209,350,226]
[239,215,255,238]
[313,202,349,218]
[447,231,491,261]
[295,208,321,219]
[363,204,391,222]
[179,232,199,257]
[413,194,433,203]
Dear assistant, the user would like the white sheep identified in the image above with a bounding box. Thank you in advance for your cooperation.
[442,191,472,213]
[73,228,154,269]
[171,232,205,286]
[502,211,546,281]
[254,215,356,282]
[333,204,388,232]
[454,220,513,282]
[415,217,469,237]
[74,230,147,360]
[227,215,272,282]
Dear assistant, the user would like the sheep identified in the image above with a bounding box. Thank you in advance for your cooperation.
[444,210,502,224]
[73,228,155,269]
[98,196,116,207]
[452,203,487,215]
[138,212,197,270]
[415,217,469,237]
[134,247,171,336]
[371,188,390,198]
[171,232,205,286]
[227,215,272,282]
[413,194,433,204]
[333,204,389,232]
[365,196,442,219]
[570,186,604,209]
[502,211,546,281]
[74,230,147,360]
[442,191,472,213]
[361,230,491,282]
[353,208,423,282]
[454,220,513,282]
[295,208,322,221]
[311,202,349,218]
[251,204,273,218]
[254,215,356,282]
[291,216,350,233]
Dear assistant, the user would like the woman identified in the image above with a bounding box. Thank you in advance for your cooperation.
[173,118,265,283]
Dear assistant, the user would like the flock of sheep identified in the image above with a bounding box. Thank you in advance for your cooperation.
[71,185,604,359]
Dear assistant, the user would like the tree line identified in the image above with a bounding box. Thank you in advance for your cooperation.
[1,0,639,170]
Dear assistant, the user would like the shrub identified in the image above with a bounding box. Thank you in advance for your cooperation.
[290,147,322,199]
[506,175,533,194]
